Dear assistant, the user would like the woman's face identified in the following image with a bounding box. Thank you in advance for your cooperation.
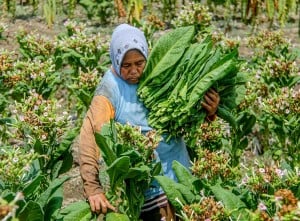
[120,50,146,84]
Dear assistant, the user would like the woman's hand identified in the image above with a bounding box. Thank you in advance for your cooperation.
[88,193,116,214]
[201,88,220,117]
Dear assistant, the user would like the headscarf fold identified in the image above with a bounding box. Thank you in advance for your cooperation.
[110,24,148,76]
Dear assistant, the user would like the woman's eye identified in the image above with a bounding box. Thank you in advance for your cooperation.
[136,61,145,66]
[122,64,130,68]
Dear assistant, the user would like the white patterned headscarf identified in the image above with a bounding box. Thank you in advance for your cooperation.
[110,24,148,76]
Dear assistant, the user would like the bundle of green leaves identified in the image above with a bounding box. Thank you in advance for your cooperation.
[138,26,248,146]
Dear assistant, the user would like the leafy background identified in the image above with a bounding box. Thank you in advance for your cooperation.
[0,0,300,220]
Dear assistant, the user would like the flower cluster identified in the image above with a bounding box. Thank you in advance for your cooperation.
[63,19,87,36]
[56,25,108,56]
[275,189,300,219]
[146,14,165,30]
[264,86,300,116]
[254,189,300,220]
[0,50,14,72]
[16,29,55,59]
[0,146,38,189]
[192,148,239,182]
[238,75,269,111]
[12,90,71,143]
[116,122,161,162]
[248,30,290,56]
[263,56,299,80]
[2,58,57,100]
[0,193,24,221]
[76,68,101,89]
[171,2,212,29]
[239,161,300,195]
[181,196,227,221]
[189,119,227,150]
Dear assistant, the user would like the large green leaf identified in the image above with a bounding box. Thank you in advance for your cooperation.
[210,184,249,220]
[95,121,117,166]
[236,112,256,137]
[44,187,63,221]
[37,176,69,208]
[56,200,95,221]
[172,160,198,190]
[22,172,43,197]
[139,26,195,87]
[52,128,79,162]
[107,156,130,190]
[105,212,130,221]
[95,132,117,166]
[155,175,186,210]
[124,165,150,180]
[18,200,44,221]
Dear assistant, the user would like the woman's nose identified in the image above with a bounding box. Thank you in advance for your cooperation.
[131,66,138,73]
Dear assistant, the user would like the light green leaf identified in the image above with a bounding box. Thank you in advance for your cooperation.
[57,200,94,221]
[105,212,130,221]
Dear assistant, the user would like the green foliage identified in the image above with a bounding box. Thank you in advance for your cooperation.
[55,200,96,220]
[139,27,247,147]
[0,4,299,220]
[241,30,300,165]
[95,120,161,220]
[43,0,57,28]
[78,0,116,23]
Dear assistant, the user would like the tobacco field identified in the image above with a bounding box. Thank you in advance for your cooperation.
[0,0,300,220]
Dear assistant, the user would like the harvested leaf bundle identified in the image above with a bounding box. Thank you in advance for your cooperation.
[138,26,248,145]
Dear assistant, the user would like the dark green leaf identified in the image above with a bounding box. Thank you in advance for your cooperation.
[37,176,69,208]
[18,201,44,221]
[172,160,198,190]
[56,200,94,221]
[107,156,130,190]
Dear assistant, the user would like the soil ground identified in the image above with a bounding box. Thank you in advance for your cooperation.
[1,5,299,208]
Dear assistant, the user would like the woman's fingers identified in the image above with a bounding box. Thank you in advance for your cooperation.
[201,89,220,116]
[88,193,116,214]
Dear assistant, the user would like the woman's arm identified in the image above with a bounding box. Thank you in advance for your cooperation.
[79,95,116,213]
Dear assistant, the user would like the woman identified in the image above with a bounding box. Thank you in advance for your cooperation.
[79,24,220,221]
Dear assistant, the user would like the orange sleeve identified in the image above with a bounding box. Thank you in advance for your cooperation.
[79,95,115,197]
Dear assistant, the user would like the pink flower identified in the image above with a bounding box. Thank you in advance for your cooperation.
[258,202,267,211]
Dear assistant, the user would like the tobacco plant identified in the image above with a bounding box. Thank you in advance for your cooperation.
[95,120,162,220]
[16,30,55,60]
[2,58,59,101]
[54,20,110,75]
[59,120,162,220]
[239,30,300,165]
[171,2,213,34]
[156,157,300,220]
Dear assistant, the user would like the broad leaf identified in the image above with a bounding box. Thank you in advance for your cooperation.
[44,187,63,221]
[18,200,44,221]
[37,176,69,208]
[139,26,195,87]
[107,156,130,190]
[210,184,249,220]
[56,200,95,221]
[95,132,117,166]
[155,175,186,210]
[172,160,198,190]
[105,212,130,221]
[22,172,43,197]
